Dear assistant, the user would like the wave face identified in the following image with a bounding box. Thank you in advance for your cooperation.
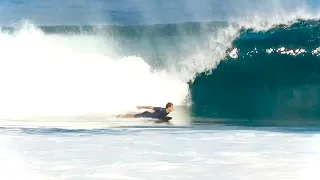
[0,5,319,125]
[191,20,320,121]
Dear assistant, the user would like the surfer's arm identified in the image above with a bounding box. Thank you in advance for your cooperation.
[136,106,154,110]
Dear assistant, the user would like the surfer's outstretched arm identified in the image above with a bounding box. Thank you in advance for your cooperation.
[136,106,154,110]
[118,106,154,118]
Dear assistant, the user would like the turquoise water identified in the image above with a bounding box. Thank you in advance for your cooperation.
[0,0,320,179]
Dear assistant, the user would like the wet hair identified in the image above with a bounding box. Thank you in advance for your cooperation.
[166,102,173,108]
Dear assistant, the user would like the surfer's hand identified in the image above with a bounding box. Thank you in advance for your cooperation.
[136,106,142,110]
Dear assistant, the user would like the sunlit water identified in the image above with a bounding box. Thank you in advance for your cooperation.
[1,0,320,179]
[1,124,320,180]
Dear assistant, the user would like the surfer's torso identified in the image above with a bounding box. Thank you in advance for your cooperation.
[134,107,169,119]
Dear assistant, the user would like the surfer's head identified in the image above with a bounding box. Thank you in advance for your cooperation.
[166,102,174,112]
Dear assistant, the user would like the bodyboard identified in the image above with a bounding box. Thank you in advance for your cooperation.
[154,117,172,123]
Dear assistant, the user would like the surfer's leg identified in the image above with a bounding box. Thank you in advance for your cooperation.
[118,111,152,118]
[134,111,152,118]
[118,113,136,118]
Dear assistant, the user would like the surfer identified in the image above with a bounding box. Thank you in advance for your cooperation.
[118,102,174,119]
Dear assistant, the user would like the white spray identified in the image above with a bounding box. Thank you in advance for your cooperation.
[0,22,190,120]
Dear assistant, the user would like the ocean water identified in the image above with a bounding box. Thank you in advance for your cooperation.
[1,0,320,179]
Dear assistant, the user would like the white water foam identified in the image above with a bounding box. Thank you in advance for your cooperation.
[0,136,51,180]
[312,47,320,56]
[1,128,320,180]
[0,22,190,121]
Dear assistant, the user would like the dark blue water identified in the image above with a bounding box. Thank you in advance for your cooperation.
[191,20,320,122]
[0,0,320,127]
